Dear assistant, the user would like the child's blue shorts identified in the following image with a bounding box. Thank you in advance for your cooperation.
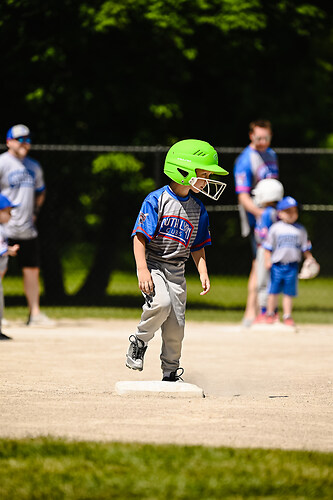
[269,262,299,297]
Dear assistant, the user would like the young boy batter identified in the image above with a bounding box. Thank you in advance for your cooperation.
[126,139,228,381]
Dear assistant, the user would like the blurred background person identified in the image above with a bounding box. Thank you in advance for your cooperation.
[0,194,19,340]
[0,124,54,326]
[233,119,279,327]
[252,178,284,324]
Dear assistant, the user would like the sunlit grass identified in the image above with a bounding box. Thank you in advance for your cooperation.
[0,438,332,500]
[3,272,333,324]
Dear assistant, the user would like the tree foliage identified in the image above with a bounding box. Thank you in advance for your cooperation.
[0,0,332,146]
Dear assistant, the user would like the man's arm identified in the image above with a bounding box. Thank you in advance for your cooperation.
[238,192,263,218]
[34,190,46,218]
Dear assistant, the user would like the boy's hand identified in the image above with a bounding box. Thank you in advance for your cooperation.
[199,273,210,295]
[137,267,154,295]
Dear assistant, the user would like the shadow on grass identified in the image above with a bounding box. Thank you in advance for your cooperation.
[4,294,333,313]
[5,294,244,311]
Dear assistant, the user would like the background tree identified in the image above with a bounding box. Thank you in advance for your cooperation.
[0,0,332,146]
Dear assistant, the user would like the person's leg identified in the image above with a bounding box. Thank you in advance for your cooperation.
[243,259,258,323]
[255,245,272,322]
[266,264,282,323]
[0,259,8,329]
[136,268,172,343]
[267,293,278,316]
[10,238,55,326]
[0,274,4,326]
[159,265,187,377]
[256,247,266,311]
[22,267,41,317]
[282,263,298,326]
[282,294,293,318]
[242,231,259,325]
[126,267,172,371]
[0,269,11,340]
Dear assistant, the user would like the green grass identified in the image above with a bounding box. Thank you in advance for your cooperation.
[0,438,332,499]
[3,272,333,324]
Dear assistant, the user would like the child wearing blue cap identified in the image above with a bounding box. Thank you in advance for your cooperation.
[0,194,20,340]
[263,196,315,327]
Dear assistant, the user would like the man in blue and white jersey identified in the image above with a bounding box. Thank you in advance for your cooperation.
[234,119,279,326]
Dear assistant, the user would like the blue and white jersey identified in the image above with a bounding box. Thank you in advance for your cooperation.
[254,206,278,245]
[263,220,312,264]
[234,146,279,194]
[234,145,279,232]
[0,151,45,239]
[132,185,211,265]
[0,225,8,256]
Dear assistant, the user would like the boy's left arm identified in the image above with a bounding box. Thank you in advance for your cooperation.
[192,247,210,295]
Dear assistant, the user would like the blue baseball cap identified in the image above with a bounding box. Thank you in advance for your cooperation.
[0,194,17,210]
[6,124,31,140]
[276,196,298,211]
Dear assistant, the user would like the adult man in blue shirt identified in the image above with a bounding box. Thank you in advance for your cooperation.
[234,119,279,326]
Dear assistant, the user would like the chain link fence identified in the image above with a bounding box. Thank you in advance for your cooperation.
[1,144,332,302]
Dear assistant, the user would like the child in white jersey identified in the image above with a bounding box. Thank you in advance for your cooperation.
[252,178,284,324]
[125,139,228,381]
[0,194,20,340]
[263,196,314,327]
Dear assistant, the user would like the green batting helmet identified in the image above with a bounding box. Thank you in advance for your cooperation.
[164,139,228,185]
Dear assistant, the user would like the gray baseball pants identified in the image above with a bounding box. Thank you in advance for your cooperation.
[136,260,186,373]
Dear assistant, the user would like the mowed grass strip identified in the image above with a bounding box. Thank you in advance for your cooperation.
[0,438,332,499]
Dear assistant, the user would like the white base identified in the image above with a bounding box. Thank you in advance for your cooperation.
[115,380,205,398]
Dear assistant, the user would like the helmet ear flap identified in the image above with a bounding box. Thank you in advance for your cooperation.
[177,168,190,179]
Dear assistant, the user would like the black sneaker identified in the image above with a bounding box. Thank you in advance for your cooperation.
[0,332,12,341]
[126,335,147,371]
[162,367,184,382]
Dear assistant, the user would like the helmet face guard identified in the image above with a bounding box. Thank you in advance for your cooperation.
[164,139,228,200]
[189,177,227,200]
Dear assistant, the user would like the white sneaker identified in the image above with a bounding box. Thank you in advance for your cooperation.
[27,313,56,327]
[126,335,147,371]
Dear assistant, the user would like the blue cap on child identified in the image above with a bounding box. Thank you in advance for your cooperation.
[276,196,298,211]
[0,194,17,210]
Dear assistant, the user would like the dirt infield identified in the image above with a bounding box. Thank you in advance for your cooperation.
[1,319,332,452]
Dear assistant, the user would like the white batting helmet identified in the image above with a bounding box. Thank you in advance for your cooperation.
[252,179,284,206]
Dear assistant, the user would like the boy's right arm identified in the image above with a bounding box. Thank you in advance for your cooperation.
[133,233,154,295]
